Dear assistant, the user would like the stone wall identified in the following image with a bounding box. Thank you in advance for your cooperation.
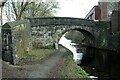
[2,20,31,64]
[31,25,96,49]
[28,17,115,51]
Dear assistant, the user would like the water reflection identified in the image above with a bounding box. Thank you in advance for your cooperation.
[82,47,120,80]
[58,32,120,79]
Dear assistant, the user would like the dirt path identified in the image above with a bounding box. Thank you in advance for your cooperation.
[2,48,66,78]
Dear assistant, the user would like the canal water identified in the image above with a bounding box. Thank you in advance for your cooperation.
[81,47,120,80]
[58,33,120,79]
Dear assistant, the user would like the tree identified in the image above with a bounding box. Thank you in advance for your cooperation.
[64,30,86,53]
[11,0,59,20]
[27,1,59,17]
[11,0,30,20]
[64,30,85,43]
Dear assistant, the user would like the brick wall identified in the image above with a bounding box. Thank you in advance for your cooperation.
[85,6,101,20]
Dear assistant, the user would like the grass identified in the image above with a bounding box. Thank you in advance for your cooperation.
[28,49,58,59]
[18,48,90,79]
[59,50,91,79]
[18,49,58,65]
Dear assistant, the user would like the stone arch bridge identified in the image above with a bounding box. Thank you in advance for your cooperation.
[1,17,112,64]
[27,17,110,49]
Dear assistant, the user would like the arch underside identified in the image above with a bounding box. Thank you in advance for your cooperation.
[73,29,95,47]
[61,28,95,48]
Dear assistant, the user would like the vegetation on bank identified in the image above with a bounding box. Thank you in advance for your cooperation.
[28,49,58,59]
[18,48,90,79]
[59,50,90,79]
[18,49,58,65]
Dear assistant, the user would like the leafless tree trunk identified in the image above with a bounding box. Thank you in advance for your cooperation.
[12,1,29,20]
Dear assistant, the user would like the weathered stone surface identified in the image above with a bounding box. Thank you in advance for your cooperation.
[27,17,110,50]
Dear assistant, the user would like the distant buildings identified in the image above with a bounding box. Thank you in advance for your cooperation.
[85,0,120,21]
[85,6,101,20]
[85,0,120,34]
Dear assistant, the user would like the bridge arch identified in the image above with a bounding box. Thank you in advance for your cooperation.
[27,17,97,49]
[73,28,95,47]
[58,28,95,65]
[59,28,95,48]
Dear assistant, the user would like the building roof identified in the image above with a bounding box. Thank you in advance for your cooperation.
[85,5,99,19]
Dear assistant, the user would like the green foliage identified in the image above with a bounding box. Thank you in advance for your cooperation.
[114,31,120,36]
[18,49,58,65]
[28,49,58,59]
[64,30,86,53]
[59,50,90,79]
[32,41,55,49]
[64,30,85,43]
[14,23,31,59]
[99,38,108,49]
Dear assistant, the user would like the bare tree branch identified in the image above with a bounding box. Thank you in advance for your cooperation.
[10,0,59,20]
[11,2,18,18]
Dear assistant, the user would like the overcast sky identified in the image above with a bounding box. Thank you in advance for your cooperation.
[55,0,99,18]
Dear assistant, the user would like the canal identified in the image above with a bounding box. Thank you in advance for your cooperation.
[58,33,120,79]
[81,47,120,80]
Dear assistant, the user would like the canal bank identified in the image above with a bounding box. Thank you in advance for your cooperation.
[48,48,90,79]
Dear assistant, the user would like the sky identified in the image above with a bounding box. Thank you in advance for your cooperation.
[55,0,99,18]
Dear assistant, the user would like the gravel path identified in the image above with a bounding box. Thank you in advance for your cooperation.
[27,49,66,78]
[2,48,66,78]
